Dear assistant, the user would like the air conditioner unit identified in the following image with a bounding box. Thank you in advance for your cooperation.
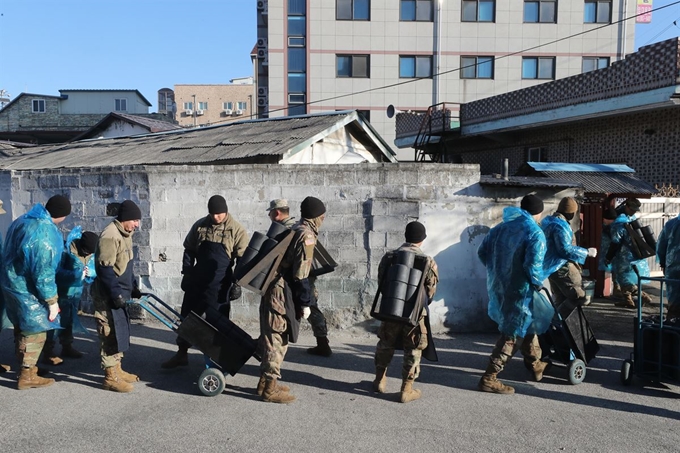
[234,109,244,116]
[257,0,268,14]
[257,48,266,59]
[257,97,268,108]
[184,109,193,116]
[257,86,268,97]
[223,109,233,115]
[256,37,267,49]
[195,109,204,116]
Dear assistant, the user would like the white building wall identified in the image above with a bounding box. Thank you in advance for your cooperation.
[60,91,150,114]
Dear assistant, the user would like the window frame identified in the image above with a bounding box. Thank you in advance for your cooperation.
[399,0,434,22]
[31,99,46,113]
[460,56,495,79]
[584,0,611,24]
[223,102,233,110]
[336,0,370,21]
[581,56,610,73]
[114,98,127,112]
[523,0,557,23]
[336,54,370,78]
[521,56,556,80]
[462,0,496,23]
[399,55,433,78]
[198,102,208,110]
[237,101,247,110]
[183,102,193,110]
[526,146,546,162]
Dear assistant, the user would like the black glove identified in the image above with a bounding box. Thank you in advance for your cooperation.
[112,295,126,309]
[228,283,242,301]
[181,273,193,292]
[131,288,142,299]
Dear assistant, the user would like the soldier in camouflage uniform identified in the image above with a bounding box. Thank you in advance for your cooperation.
[91,200,143,393]
[162,195,249,369]
[267,198,332,357]
[258,196,326,404]
[373,221,439,403]
[1,195,71,390]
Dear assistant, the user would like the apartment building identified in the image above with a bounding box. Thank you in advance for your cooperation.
[174,83,255,128]
[255,0,636,160]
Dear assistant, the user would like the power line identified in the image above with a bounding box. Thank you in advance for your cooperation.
[212,0,680,126]
[643,16,680,46]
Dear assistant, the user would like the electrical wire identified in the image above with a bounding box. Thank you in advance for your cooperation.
[209,0,680,126]
[642,16,680,46]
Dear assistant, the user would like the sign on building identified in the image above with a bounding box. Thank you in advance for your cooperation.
[636,0,653,23]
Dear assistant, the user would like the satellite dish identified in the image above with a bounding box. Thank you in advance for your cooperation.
[386,104,404,118]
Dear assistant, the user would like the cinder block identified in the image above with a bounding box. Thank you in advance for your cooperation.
[368,231,386,248]
[371,215,406,232]
[388,201,419,217]
[374,185,404,199]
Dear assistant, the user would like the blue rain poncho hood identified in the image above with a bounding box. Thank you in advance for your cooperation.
[478,206,550,337]
[610,213,650,287]
[1,203,64,332]
[56,226,97,335]
[541,213,588,277]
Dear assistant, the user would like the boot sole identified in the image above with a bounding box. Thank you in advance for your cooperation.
[477,384,515,395]
[18,381,55,390]
[102,384,133,393]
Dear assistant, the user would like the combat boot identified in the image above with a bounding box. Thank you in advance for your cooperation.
[613,285,624,299]
[262,379,296,404]
[161,347,189,369]
[372,366,387,393]
[307,337,332,357]
[0,363,9,373]
[399,380,421,403]
[530,360,551,382]
[116,362,140,383]
[477,374,515,394]
[40,344,63,366]
[641,292,653,307]
[17,366,55,390]
[256,375,289,396]
[616,293,636,309]
[61,344,83,359]
[102,366,134,393]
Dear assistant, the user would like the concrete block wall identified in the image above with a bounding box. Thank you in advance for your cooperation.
[1,163,574,333]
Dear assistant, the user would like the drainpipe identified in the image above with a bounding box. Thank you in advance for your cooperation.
[619,0,628,60]
[502,158,509,181]
[433,0,442,106]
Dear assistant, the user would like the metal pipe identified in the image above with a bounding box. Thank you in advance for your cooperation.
[502,158,509,180]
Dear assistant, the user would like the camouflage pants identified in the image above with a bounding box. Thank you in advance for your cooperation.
[486,334,542,375]
[94,308,123,369]
[15,330,47,368]
[306,305,328,338]
[259,279,289,381]
[549,263,585,306]
[374,309,428,381]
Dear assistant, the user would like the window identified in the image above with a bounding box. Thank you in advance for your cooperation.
[582,56,610,73]
[524,0,556,23]
[288,16,306,36]
[288,94,306,103]
[288,73,306,92]
[288,0,306,15]
[288,36,305,47]
[462,0,495,22]
[183,102,193,110]
[526,147,546,162]
[31,99,45,113]
[461,56,494,79]
[522,56,555,79]
[337,0,370,20]
[584,0,611,23]
[288,104,306,116]
[399,55,433,78]
[223,102,233,110]
[337,54,370,78]
[400,0,433,21]
[289,48,306,72]
[237,101,247,110]
[115,98,127,111]
[198,102,208,110]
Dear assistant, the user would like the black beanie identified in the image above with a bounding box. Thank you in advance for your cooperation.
[78,231,99,255]
[300,196,326,219]
[405,221,427,243]
[208,195,228,214]
[603,206,618,220]
[117,200,142,221]
[45,195,71,218]
[520,195,544,215]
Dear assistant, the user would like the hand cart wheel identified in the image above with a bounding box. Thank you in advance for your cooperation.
[198,368,226,397]
[620,360,634,386]
[568,359,586,385]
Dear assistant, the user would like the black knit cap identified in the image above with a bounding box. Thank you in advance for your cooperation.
[45,195,71,218]
[208,195,228,214]
[603,206,618,220]
[117,200,142,221]
[405,221,427,243]
[300,196,326,219]
[78,231,99,256]
[520,195,544,215]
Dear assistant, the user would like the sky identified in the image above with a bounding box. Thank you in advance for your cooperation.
[0,0,679,112]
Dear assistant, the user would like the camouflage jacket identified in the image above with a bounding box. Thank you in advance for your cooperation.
[184,213,249,261]
[378,242,439,301]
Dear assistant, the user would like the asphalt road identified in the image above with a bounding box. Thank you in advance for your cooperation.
[1,297,679,453]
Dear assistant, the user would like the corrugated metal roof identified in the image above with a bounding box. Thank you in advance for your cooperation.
[480,175,581,189]
[527,162,635,173]
[74,113,184,140]
[0,111,396,170]
[540,171,656,194]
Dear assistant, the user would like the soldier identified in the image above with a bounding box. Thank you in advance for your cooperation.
[162,195,249,369]
[599,206,623,299]
[257,196,326,404]
[90,200,143,393]
[541,197,597,306]
[656,215,680,320]
[606,198,652,308]
[41,229,98,365]
[1,194,71,389]
[372,221,439,403]
[477,194,551,394]
[267,198,332,357]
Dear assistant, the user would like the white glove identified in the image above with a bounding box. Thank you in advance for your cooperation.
[84,266,91,277]
[302,306,311,319]
[48,304,60,322]
[587,248,598,258]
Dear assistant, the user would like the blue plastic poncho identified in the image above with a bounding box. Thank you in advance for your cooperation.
[598,223,613,272]
[478,206,547,338]
[0,232,8,331]
[1,204,64,333]
[55,226,96,335]
[540,214,588,278]
[656,216,680,306]
[610,213,650,287]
